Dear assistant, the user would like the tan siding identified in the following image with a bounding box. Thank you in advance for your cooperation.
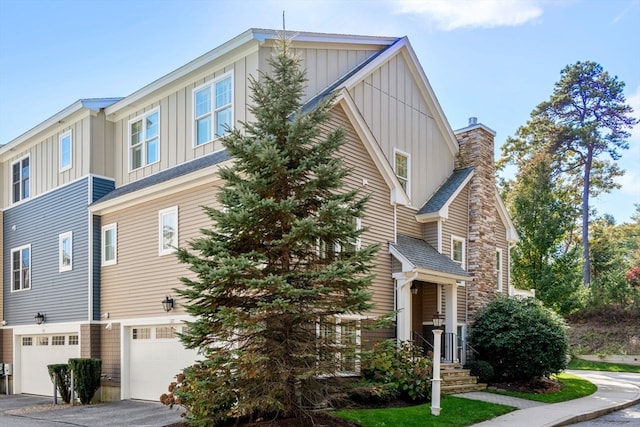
[421,284,438,324]
[101,323,121,385]
[422,222,438,248]
[441,183,469,261]
[495,206,509,294]
[396,205,421,238]
[348,54,455,209]
[1,329,12,364]
[457,285,467,323]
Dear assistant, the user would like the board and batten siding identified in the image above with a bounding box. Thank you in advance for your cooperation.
[347,52,455,209]
[3,178,92,324]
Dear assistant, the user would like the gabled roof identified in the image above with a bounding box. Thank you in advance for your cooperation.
[389,234,471,282]
[416,167,474,222]
[90,149,230,213]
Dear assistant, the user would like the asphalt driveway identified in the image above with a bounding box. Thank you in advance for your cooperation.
[0,394,185,426]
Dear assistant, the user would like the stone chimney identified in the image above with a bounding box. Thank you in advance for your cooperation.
[455,117,498,321]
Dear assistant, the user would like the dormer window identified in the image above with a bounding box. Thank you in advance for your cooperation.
[59,130,72,171]
[394,149,410,194]
[12,155,30,203]
[129,109,159,170]
[193,72,233,146]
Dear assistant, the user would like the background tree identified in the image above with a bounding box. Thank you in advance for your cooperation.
[173,36,378,425]
[501,61,637,287]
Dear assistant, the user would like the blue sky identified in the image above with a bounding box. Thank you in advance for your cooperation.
[1,0,638,222]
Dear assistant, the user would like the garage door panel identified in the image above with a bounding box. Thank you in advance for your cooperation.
[21,334,80,396]
[130,325,198,401]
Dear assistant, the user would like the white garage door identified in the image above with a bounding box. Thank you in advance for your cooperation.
[20,334,80,396]
[129,325,199,401]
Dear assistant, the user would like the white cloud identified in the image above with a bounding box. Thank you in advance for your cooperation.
[392,0,544,30]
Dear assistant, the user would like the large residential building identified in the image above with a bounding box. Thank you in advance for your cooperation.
[0,28,517,401]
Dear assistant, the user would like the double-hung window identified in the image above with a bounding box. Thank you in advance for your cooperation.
[394,149,410,194]
[451,236,465,268]
[59,232,73,272]
[59,130,72,171]
[12,245,31,291]
[12,156,30,203]
[102,224,117,266]
[193,73,233,146]
[496,248,503,291]
[317,317,360,373]
[129,109,159,170]
[159,206,178,255]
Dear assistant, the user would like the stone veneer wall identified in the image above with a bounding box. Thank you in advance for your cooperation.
[455,123,498,322]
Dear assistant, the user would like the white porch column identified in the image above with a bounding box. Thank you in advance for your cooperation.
[445,282,458,362]
[394,272,417,342]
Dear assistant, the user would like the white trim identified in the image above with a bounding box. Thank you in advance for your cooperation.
[10,154,30,204]
[10,244,31,292]
[59,129,73,172]
[158,206,179,256]
[101,223,117,266]
[393,148,411,198]
[496,247,504,292]
[495,188,519,242]
[450,235,465,268]
[192,71,234,147]
[415,170,475,222]
[59,231,73,272]
[128,107,160,172]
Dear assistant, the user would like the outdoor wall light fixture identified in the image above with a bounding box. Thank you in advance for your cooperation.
[432,312,445,329]
[162,296,175,312]
[410,283,418,295]
[34,312,46,325]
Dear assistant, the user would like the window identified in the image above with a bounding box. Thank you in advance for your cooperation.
[340,217,362,254]
[451,237,465,267]
[156,326,176,339]
[59,130,72,171]
[394,149,410,194]
[129,109,159,170]
[317,317,360,373]
[37,336,49,346]
[69,335,79,345]
[102,224,117,266]
[159,206,178,255]
[193,73,233,146]
[11,245,31,291]
[22,337,33,346]
[496,248,503,291]
[132,328,151,340]
[52,336,65,346]
[59,232,73,272]
[12,156,30,203]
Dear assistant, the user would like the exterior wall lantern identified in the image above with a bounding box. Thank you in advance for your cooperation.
[162,296,175,312]
[34,312,46,325]
[410,283,418,295]
[431,312,445,416]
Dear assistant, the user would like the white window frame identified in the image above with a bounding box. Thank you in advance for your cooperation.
[393,148,410,195]
[451,235,465,268]
[11,155,30,204]
[128,107,160,171]
[59,231,73,272]
[11,244,31,292]
[159,206,179,255]
[59,130,72,171]
[102,223,117,266]
[192,71,234,147]
[496,248,503,291]
[317,316,361,374]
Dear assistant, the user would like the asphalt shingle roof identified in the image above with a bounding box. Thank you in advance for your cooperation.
[417,167,473,216]
[92,149,230,205]
[390,233,471,279]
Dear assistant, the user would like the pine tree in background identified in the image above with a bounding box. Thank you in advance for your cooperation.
[174,35,379,425]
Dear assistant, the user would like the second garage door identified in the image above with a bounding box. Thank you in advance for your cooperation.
[129,325,199,401]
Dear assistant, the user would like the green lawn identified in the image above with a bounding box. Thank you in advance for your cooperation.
[334,396,515,427]
[488,372,596,403]
[568,358,640,373]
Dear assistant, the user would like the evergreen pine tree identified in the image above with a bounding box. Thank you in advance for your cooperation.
[174,35,379,425]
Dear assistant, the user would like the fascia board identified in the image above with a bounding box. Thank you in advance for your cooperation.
[389,244,416,272]
[89,160,230,215]
[415,268,467,284]
[335,91,410,206]
[415,169,474,223]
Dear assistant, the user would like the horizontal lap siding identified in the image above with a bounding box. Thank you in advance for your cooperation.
[3,178,91,324]
[441,184,469,260]
[495,207,508,294]
[326,106,395,317]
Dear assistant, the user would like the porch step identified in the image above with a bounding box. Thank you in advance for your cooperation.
[439,366,487,395]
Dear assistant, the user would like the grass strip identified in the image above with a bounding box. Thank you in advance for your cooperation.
[568,358,640,373]
[334,395,514,427]
[489,372,596,403]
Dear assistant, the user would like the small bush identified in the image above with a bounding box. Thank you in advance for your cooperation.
[360,339,432,402]
[469,295,568,382]
[47,364,72,403]
[68,358,102,404]
[467,360,494,383]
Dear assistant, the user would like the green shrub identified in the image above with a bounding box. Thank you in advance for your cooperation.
[68,358,102,404]
[361,339,432,402]
[47,364,72,403]
[468,296,568,382]
[467,360,494,383]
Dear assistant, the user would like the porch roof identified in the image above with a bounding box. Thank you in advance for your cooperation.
[390,234,471,282]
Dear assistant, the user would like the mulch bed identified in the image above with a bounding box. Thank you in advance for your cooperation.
[490,376,562,394]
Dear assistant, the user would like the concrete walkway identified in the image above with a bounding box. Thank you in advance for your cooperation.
[455,370,640,426]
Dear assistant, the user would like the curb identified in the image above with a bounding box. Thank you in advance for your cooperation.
[553,396,640,426]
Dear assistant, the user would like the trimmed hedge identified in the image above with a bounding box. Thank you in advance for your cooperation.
[47,364,72,403]
[68,358,102,404]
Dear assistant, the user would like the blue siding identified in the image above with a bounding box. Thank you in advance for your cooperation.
[3,178,91,324]
[91,176,115,203]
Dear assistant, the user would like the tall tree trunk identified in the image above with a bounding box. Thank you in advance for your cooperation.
[582,150,593,287]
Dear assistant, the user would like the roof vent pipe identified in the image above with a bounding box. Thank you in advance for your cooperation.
[469,117,478,126]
